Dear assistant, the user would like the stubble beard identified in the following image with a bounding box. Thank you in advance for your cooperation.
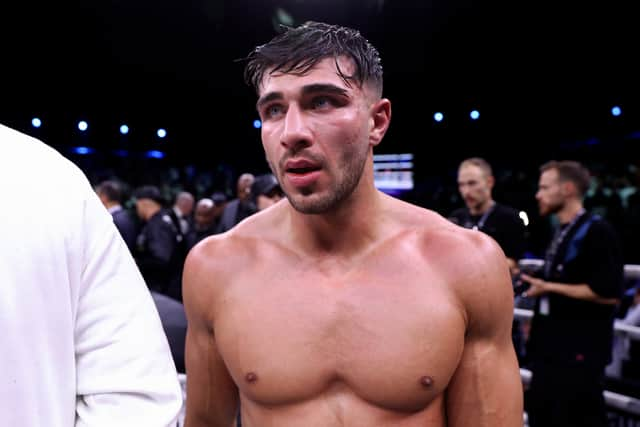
[268,147,369,215]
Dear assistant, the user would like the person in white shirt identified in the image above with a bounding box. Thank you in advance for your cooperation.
[0,123,183,427]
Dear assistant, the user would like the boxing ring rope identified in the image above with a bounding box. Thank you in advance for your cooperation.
[520,366,640,416]
[517,260,640,418]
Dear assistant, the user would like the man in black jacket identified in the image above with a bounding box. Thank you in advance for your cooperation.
[133,185,184,301]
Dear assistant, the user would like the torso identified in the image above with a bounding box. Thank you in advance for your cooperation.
[205,199,473,426]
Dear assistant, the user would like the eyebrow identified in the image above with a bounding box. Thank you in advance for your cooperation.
[256,92,283,111]
[256,83,349,111]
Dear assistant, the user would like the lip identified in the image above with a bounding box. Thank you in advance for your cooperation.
[282,157,323,188]
[284,169,322,188]
[284,158,320,170]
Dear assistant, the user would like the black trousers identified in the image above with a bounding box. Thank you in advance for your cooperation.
[526,360,607,427]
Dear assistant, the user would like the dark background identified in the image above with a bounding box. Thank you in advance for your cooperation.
[0,0,638,177]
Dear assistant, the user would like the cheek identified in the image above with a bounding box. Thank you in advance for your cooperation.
[261,130,279,157]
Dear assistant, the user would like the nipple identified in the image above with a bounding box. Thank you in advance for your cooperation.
[245,372,258,384]
[419,376,434,388]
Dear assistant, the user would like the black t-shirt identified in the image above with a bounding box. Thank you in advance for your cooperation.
[448,202,527,260]
[527,212,624,367]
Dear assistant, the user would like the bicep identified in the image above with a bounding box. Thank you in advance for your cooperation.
[184,322,238,427]
[183,248,238,427]
[446,235,523,426]
[445,334,523,426]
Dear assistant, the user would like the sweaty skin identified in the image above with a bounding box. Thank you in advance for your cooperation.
[183,56,523,427]
[184,200,522,427]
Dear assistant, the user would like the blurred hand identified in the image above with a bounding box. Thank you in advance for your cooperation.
[520,273,549,298]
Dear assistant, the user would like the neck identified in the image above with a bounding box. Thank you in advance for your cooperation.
[556,198,583,224]
[105,201,120,209]
[470,199,495,216]
[287,166,384,257]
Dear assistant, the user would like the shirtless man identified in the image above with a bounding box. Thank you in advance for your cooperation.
[183,21,523,427]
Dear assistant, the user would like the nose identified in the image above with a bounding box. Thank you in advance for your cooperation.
[280,104,312,151]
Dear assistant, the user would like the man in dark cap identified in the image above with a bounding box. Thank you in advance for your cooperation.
[250,173,283,211]
[133,185,184,301]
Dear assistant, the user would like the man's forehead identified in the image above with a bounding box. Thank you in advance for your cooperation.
[459,165,485,179]
[259,56,357,93]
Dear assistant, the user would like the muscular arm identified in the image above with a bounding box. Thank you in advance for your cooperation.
[446,234,523,426]
[183,241,239,427]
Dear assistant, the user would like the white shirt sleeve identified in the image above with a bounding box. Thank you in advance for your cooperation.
[73,179,183,426]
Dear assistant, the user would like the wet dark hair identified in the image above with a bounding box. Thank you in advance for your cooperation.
[243,21,383,97]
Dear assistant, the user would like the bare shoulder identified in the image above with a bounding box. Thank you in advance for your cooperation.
[182,202,287,317]
[385,195,513,330]
[389,195,507,274]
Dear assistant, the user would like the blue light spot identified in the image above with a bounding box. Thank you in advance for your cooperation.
[146,150,165,159]
[73,146,93,155]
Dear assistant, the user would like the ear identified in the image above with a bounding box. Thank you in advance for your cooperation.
[369,98,391,147]
[561,180,575,197]
[487,175,495,190]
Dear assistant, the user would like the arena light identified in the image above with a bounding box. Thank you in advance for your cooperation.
[253,119,262,129]
[77,120,88,132]
[31,117,42,128]
[120,124,129,135]
[611,106,622,117]
[156,128,167,138]
[519,211,529,227]
[470,110,480,120]
[434,112,444,123]
[72,146,93,155]
[145,150,165,159]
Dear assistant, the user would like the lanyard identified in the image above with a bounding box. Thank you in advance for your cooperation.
[471,203,496,231]
[543,209,586,278]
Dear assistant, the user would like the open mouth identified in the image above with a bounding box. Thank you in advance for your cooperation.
[286,166,321,174]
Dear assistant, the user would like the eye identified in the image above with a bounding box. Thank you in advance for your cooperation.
[263,104,284,120]
[311,96,332,109]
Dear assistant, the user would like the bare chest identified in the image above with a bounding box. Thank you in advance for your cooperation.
[215,268,466,412]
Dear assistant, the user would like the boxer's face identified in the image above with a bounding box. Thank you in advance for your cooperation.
[257,56,388,214]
